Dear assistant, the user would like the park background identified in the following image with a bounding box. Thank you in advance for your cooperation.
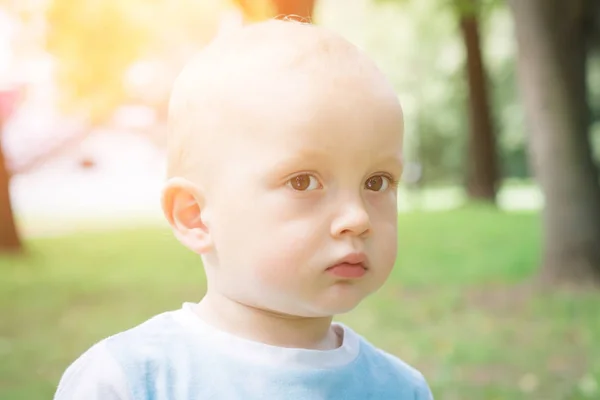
[1,0,599,399]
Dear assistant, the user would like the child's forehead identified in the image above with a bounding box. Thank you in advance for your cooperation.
[167,20,401,179]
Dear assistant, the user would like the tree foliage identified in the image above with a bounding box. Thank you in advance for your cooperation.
[352,0,522,185]
[44,0,228,125]
[231,0,276,21]
[45,0,152,124]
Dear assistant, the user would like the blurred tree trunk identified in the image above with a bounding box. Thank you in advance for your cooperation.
[233,0,316,22]
[585,0,600,125]
[587,0,600,48]
[509,0,600,285]
[272,0,315,19]
[459,1,499,203]
[0,119,22,253]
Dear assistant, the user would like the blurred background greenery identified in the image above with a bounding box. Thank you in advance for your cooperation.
[1,0,599,399]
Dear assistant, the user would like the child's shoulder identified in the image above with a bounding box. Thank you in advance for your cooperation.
[96,306,213,374]
[54,307,206,399]
[103,307,191,354]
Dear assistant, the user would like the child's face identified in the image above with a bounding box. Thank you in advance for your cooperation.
[201,81,404,317]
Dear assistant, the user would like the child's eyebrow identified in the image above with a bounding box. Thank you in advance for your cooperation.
[373,153,404,171]
[270,150,330,175]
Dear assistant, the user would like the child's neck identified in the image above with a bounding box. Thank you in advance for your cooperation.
[194,291,340,351]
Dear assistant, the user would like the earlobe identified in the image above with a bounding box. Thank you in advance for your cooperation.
[162,178,213,254]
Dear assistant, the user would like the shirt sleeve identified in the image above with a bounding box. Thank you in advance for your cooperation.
[416,373,434,400]
[54,341,132,400]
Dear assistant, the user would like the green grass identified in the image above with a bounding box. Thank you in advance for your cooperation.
[1,207,599,399]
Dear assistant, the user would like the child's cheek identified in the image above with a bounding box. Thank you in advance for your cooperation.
[254,229,316,287]
[376,222,398,272]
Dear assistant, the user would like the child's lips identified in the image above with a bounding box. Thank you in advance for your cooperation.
[326,252,368,279]
[326,262,367,278]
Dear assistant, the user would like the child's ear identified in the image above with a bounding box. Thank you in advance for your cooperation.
[161,178,212,254]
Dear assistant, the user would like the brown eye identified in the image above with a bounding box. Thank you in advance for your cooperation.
[287,174,320,191]
[365,175,390,192]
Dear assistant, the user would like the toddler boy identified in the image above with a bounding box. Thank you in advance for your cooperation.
[54,19,433,399]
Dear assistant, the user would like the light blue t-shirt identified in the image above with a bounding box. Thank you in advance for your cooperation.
[55,303,433,399]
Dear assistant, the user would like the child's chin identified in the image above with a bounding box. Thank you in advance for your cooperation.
[328,303,362,315]
[285,301,360,318]
[277,292,368,317]
[312,299,364,316]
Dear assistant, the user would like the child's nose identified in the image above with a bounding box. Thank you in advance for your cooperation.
[330,199,372,238]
